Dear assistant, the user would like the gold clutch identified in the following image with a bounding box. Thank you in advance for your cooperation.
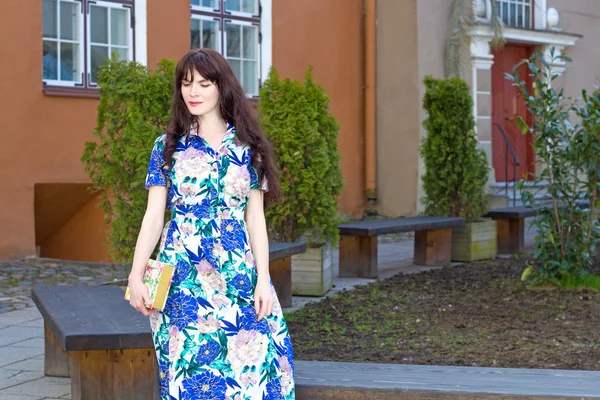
[124,259,175,311]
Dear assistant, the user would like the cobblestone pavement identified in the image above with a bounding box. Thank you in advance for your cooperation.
[0,258,129,314]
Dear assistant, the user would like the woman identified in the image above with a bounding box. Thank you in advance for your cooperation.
[127,48,295,400]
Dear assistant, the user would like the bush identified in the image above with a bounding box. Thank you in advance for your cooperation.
[81,56,175,262]
[420,75,490,222]
[259,67,343,245]
[509,50,600,285]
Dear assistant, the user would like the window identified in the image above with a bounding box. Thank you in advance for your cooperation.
[496,0,533,29]
[191,0,261,96]
[42,0,134,89]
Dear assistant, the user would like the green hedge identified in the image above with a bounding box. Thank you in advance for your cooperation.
[420,75,489,222]
[81,56,175,262]
[259,68,343,245]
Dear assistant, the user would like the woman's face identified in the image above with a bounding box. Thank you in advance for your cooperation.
[181,69,220,117]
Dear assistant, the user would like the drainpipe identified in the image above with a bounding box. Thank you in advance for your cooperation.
[364,0,377,202]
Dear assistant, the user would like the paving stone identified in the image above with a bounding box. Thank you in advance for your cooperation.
[10,338,44,349]
[0,376,70,398]
[0,326,43,339]
[0,335,31,347]
[0,348,44,368]
[3,354,45,373]
[14,319,44,329]
[0,395,44,400]
[0,370,45,391]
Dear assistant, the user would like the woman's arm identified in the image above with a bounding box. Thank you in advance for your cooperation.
[245,188,273,320]
[128,185,168,315]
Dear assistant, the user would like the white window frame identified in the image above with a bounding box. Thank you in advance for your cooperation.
[43,0,146,91]
[224,0,259,18]
[191,0,220,13]
[87,0,134,86]
[191,14,222,52]
[495,0,534,29]
[42,0,85,87]
[189,0,271,98]
[224,19,260,96]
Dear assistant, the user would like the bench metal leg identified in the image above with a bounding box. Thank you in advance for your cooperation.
[339,235,378,278]
[413,228,452,266]
[69,348,156,400]
[269,257,292,308]
[496,218,525,254]
[44,322,70,378]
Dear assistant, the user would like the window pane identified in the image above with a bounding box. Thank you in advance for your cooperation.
[191,19,201,49]
[60,42,79,81]
[90,6,108,44]
[226,0,240,12]
[241,0,257,14]
[112,47,129,61]
[43,41,58,80]
[90,45,109,84]
[243,60,257,95]
[242,25,258,59]
[111,8,129,46]
[60,1,79,40]
[43,0,58,39]
[203,20,219,50]
[509,3,516,27]
[226,23,241,57]
[229,59,241,84]
[192,0,220,9]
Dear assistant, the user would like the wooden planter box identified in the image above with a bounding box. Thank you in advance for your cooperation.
[291,242,333,296]
[451,219,497,262]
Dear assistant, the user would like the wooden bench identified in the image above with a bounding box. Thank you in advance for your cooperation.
[31,242,306,399]
[268,241,307,307]
[32,284,156,400]
[484,206,537,254]
[338,216,465,279]
[295,360,600,399]
[484,201,590,254]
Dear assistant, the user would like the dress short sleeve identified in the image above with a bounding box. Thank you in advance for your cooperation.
[248,151,269,192]
[145,135,167,189]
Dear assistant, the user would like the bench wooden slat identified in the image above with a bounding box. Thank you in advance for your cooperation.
[485,201,591,220]
[339,216,465,236]
[338,217,464,278]
[269,241,307,261]
[32,285,152,351]
[484,206,538,219]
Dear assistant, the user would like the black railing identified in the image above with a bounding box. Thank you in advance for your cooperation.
[494,123,520,207]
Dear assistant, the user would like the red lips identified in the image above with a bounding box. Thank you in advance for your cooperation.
[189,102,202,107]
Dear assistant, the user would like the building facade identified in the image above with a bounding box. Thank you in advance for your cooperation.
[1,0,598,261]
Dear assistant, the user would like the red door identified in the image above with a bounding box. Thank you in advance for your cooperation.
[491,45,534,182]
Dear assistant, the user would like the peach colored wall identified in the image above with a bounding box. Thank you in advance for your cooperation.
[547,1,600,98]
[416,0,454,214]
[0,0,190,260]
[147,0,190,68]
[272,0,365,217]
[41,194,110,262]
[0,0,99,259]
[375,0,420,217]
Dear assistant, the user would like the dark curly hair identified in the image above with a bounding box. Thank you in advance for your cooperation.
[164,48,280,204]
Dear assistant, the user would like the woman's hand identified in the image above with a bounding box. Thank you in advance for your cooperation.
[254,278,274,321]
[128,279,153,316]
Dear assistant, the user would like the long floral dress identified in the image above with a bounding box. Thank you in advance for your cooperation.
[145,124,295,400]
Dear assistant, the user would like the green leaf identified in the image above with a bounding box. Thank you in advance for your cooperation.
[521,264,533,281]
[515,116,529,134]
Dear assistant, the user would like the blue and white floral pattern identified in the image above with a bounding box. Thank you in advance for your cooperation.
[146,124,294,399]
